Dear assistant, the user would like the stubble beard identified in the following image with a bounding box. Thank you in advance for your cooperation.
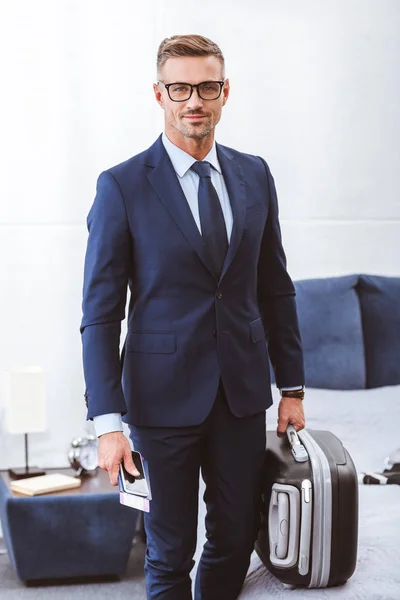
[182,121,213,140]
[174,115,216,140]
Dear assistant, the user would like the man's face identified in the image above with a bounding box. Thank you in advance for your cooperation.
[154,56,230,141]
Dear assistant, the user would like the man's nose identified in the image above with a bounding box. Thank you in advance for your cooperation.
[186,87,204,111]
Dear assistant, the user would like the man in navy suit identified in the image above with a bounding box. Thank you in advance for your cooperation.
[81,34,305,600]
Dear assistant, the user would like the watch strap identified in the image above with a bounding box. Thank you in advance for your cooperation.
[280,386,305,400]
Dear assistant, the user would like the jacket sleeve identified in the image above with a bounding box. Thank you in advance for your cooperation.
[80,171,131,419]
[257,157,305,388]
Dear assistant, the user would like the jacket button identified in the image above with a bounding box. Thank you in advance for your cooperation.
[213,329,217,337]
[216,291,223,299]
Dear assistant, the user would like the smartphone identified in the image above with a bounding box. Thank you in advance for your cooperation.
[119,450,150,498]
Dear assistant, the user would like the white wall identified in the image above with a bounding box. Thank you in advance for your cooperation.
[0,0,399,470]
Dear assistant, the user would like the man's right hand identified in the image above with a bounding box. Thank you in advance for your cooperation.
[97,431,140,486]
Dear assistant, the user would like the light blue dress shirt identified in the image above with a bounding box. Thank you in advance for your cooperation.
[93,133,299,437]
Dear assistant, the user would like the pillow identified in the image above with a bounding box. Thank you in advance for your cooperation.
[293,275,366,389]
[357,275,400,388]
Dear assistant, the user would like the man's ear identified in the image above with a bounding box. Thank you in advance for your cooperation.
[222,78,230,106]
[153,83,164,108]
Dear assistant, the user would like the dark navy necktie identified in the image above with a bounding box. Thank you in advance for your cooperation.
[191,161,228,277]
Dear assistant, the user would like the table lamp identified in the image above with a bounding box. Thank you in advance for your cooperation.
[5,366,47,480]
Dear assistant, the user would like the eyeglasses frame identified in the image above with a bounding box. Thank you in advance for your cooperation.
[157,80,225,102]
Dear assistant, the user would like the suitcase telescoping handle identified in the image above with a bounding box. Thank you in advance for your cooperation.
[286,425,309,463]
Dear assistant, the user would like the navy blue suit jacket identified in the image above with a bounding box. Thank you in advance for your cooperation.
[81,135,304,427]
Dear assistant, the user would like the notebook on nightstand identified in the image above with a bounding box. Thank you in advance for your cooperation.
[10,473,81,496]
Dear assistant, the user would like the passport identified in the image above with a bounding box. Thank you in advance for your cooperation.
[118,456,152,512]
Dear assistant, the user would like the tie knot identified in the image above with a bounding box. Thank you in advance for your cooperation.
[191,161,212,179]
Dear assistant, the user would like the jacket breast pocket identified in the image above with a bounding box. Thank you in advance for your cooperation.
[126,331,176,353]
[249,317,265,343]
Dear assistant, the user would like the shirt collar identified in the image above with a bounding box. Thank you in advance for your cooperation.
[162,132,221,178]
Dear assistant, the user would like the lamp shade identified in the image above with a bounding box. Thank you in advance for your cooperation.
[5,366,46,434]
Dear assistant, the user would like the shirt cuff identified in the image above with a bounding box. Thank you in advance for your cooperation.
[280,386,303,392]
[93,413,123,437]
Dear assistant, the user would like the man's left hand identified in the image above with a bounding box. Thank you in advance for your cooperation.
[277,396,306,436]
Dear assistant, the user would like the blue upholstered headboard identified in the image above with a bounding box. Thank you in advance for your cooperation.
[270,274,400,390]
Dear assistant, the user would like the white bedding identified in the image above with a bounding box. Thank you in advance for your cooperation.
[195,386,400,599]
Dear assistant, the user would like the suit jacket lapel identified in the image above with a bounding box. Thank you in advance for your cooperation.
[145,136,218,279]
[216,144,247,282]
[145,136,248,283]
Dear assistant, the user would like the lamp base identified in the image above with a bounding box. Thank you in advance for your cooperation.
[8,467,46,480]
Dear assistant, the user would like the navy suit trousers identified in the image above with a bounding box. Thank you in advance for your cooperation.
[129,382,266,600]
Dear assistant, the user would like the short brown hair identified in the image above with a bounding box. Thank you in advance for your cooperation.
[157,34,225,78]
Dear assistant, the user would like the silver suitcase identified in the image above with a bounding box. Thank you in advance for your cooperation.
[255,426,359,588]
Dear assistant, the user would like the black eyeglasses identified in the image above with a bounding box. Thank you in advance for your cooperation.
[158,80,225,102]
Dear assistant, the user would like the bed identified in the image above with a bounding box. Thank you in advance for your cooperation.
[194,385,400,599]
